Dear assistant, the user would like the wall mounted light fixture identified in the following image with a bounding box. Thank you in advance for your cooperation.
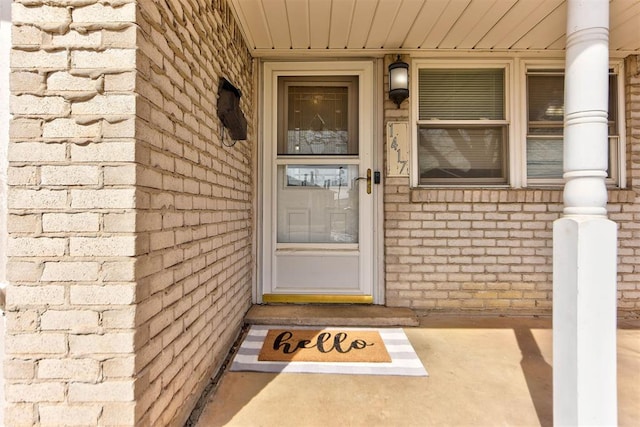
[217,77,247,146]
[388,55,409,108]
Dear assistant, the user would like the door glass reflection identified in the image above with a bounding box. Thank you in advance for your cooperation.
[277,165,359,243]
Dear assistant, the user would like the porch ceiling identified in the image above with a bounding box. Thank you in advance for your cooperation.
[228,0,640,57]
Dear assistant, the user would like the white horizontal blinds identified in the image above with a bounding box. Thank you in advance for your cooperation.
[607,74,619,180]
[527,73,564,134]
[526,73,564,178]
[608,74,618,135]
[417,67,507,184]
[418,68,504,121]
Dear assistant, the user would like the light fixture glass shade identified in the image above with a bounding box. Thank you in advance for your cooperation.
[388,56,409,108]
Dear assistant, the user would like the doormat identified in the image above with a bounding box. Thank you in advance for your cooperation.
[229,325,428,376]
[258,329,392,363]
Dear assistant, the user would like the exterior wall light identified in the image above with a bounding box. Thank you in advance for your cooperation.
[388,55,409,108]
[217,77,247,146]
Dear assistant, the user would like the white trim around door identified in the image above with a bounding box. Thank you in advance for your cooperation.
[258,60,382,304]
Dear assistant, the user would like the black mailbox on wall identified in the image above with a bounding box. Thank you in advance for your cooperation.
[217,77,247,141]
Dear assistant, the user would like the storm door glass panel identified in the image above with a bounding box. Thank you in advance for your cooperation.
[278,77,358,155]
[277,165,359,243]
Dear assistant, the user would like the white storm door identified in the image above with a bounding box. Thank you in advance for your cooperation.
[262,61,375,302]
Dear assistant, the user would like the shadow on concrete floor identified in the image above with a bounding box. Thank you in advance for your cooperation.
[192,316,639,427]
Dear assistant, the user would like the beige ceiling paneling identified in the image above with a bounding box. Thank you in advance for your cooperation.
[421,0,471,48]
[263,0,290,48]
[456,0,518,49]
[547,35,566,51]
[383,0,424,48]
[309,0,331,48]
[347,1,377,48]
[493,0,564,49]
[610,0,640,26]
[234,0,270,49]
[439,0,501,49]
[365,0,403,49]
[609,0,640,51]
[610,17,640,51]
[510,1,566,50]
[228,0,640,55]
[329,0,355,48]
[476,0,552,49]
[287,0,309,49]
[402,0,448,48]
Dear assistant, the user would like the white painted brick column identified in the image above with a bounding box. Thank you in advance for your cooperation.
[5,1,138,425]
[553,0,617,425]
[1,0,11,422]
[0,0,10,291]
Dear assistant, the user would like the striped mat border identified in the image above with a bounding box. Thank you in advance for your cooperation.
[229,325,428,377]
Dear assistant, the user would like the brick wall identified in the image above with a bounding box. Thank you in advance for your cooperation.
[134,0,253,425]
[383,54,640,314]
[4,2,638,424]
[621,54,640,310]
[6,0,254,426]
[6,2,138,425]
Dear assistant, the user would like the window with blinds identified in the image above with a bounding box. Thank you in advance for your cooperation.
[526,70,618,181]
[416,68,508,185]
[526,72,564,179]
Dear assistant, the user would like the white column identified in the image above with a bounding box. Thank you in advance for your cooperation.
[553,0,617,426]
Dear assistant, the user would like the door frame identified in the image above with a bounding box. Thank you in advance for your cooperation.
[255,59,384,304]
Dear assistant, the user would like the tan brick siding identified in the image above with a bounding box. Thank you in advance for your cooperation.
[6,1,254,426]
[134,0,253,425]
[6,2,138,426]
[383,54,640,314]
[5,3,638,425]
[622,55,640,309]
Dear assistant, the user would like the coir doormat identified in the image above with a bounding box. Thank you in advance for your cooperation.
[258,329,392,363]
[229,325,428,376]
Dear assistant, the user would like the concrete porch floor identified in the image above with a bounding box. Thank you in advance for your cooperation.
[192,309,640,427]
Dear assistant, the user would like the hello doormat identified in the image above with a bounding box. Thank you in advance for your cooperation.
[229,325,428,376]
[258,329,392,363]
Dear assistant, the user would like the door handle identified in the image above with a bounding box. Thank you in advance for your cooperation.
[356,169,372,194]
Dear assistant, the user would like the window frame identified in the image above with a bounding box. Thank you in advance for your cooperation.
[410,58,626,189]
[411,59,515,188]
[523,67,566,184]
[521,59,626,188]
